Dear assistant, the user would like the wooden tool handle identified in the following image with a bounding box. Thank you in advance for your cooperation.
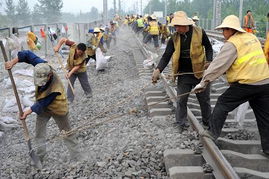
[0,40,30,140]
[55,52,75,95]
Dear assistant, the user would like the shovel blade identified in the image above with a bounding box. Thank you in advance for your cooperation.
[27,139,42,169]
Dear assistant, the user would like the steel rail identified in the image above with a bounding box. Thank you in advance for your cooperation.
[206,30,265,46]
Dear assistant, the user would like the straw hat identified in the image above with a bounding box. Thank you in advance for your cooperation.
[192,16,199,21]
[94,27,100,33]
[171,11,194,26]
[215,15,245,32]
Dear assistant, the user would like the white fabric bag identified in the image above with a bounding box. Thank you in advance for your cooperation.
[143,56,154,69]
[96,48,108,71]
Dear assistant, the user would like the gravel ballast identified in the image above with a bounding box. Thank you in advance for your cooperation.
[0,29,199,178]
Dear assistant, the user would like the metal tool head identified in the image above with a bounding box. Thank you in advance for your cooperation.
[27,140,42,169]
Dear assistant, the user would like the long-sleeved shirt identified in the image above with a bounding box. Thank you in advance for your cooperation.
[157,26,213,73]
[17,50,59,114]
[201,42,269,85]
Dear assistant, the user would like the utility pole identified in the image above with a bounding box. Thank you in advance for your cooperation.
[239,0,243,25]
[118,0,121,16]
[103,0,108,24]
[216,0,221,26]
[136,1,139,14]
[141,0,143,15]
[212,0,221,29]
[164,0,167,17]
[212,0,216,29]
[149,0,152,14]
[114,0,117,16]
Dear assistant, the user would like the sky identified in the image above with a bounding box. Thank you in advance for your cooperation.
[61,0,151,14]
[0,0,151,15]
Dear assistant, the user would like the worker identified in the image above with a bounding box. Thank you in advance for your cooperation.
[243,10,255,33]
[144,15,160,50]
[192,16,200,26]
[5,50,81,163]
[85,27,106,64]
[152,11,213,132]
[193,15,269,157]
[54,38,93,102]
[264,12,269,62]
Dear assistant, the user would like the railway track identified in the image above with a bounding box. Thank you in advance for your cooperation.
[206,30,266,46]
[132,30,269,178]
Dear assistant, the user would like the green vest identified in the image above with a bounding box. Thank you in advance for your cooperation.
[137,18,144,28]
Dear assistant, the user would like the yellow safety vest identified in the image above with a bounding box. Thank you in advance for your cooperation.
[227,32,269,83]
[67,45,87,73]
[148,21,159,35]
[160,25,170,37]
[87,35,99,56]
[35,72,68,116]
[137,18,144,28]
[166,16,171,24]
[171,26,205,80]
[264,32,269,62]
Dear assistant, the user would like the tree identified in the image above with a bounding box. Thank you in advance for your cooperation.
[31,3,43,24]
[89,7,99,20]
[16,0,31,25]
[144,0,164,14]
[37,0,63,23]
[191,0,212,19]
[5,0,16,24]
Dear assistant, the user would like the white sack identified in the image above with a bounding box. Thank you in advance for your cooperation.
[96,48,108,71]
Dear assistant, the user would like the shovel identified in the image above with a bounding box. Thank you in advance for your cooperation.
[55,52,75,95]
[0,40,42,169]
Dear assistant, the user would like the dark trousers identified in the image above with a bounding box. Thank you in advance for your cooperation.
[143,34,159,48]
[176,75,211,126]
[67,71,92,102]
[209,82,269,152]
[85,55,96,64]
[105,38,111,49]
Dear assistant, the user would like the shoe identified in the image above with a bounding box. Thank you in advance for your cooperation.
[178,124,189,133]
[86,93,93,98]
[202,121,209,129]
[200,130,216,141]
[183,123,190,128]
[178,125,184,133]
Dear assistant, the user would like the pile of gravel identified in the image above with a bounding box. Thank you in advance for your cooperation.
[0,28,199,178]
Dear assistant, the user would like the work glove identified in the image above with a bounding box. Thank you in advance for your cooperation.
[152,68,160,84]
[192,80,209,93]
